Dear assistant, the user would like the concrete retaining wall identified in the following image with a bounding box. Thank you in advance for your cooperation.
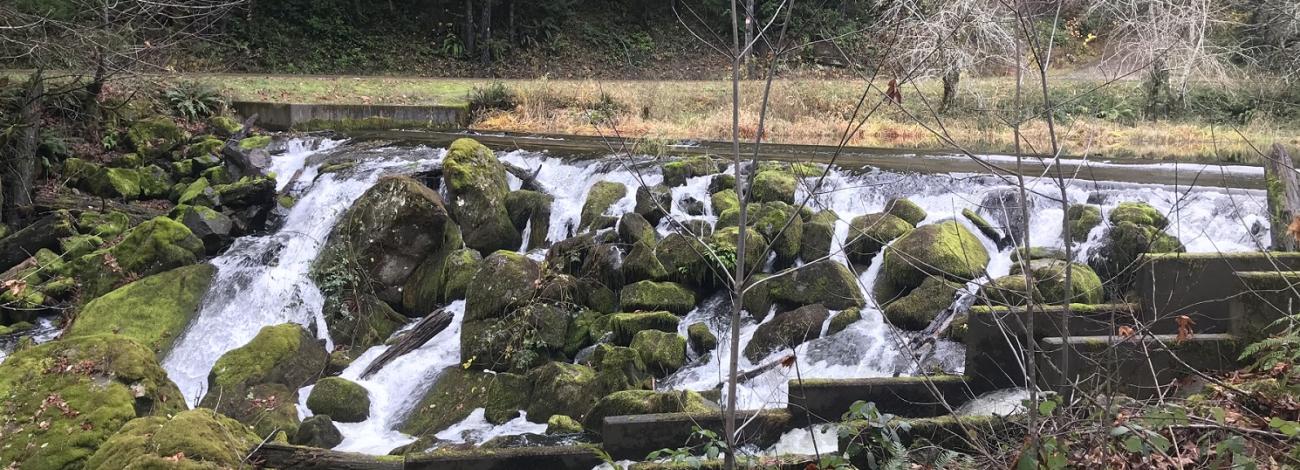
[787,376,974,421]
[1136,252,1300,334]
[601,410,792,460]
[963,303,1139,391]
[1038,333,1242,398]
[231,101,468,131]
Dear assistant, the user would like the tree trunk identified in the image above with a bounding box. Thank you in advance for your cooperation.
[743,0,756,78]
[360,309,453,378]
[1265,143,1300,251]
[82,52,107,142]
[3,71,43,224]
[507,0,515,45]
[464,0,476,57]
[940,68,960,113]
[479,0,493,64]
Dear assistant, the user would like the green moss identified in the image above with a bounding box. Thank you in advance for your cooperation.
[876,220,989,302]
[623,240,669,283]
[84,167,144,199]
[768,259,865,310]
[1066,204,1102,242]
[526,362,600,421]
[442,138,520,252]
[238,135,272,151]
[77,211,130,238]
[400,367,529,436]
[214,175,275,207]
[400,223,467,315]
[58,234,103,259]
[70,216,206,301]
[846,213,912,263]
[505,189,553,249]
[186,137,225,159]
[885,198,928,225]
[177,177,217,206]
[582,390,713,433]
[708,226,768,282]
[307,377,371,423]
[711,189,739,214]
[749,201,804,265]
[800,210,839,262]
[630,330,686,376]
[620,280,696,315]
[744,304,830,361]
[66,264,216,357]
[977,274,1041,307]
[604,311,681,345]
[580,181,627,230]
[546,415,584,434]
[128,117,187,159]
[826,308,862,335]
[961,208,1001,242]
[206,323,324,391]
[634,184,672,224]
[1109,201,1168,229]
[662,156,720,187]
[1014,259,1104,304]
[883,276,962,330]
[687,322,717,353]
[85,408,260,469]
[201,165,233,185]
[208,115,242,136]
[617,212,657,246]
[589,344,650,393]
[751,169,796,204]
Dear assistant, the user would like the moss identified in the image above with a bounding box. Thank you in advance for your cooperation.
[800,210,838,262]
[620,280,696,315]
[59,234,103,259]
[205,323,325,392]
[634,184,672,225]
[546,415,584,434]
[70,216,206,301]
[961,208,1001,242]
[85,408,260,469]
[526,362,601,421]
[768,259,865,310]
[66,264,216,357]
[464,251,540,322]
[749,201,804,265]
[751,169,796,204]
[623,240,670,283]
[0,334,185,469]
[462,300,570,372]
[846,213,912,263]
[876,220,989,302]
[77,211,130,238]
[178,177,217,206]
[885,198,927,225]
[128,117,187,159]
[617,212,657,246]
[1011,246,1067,263]
[400,367,530,436]
[185,137,225,159]
[439,248,482,302]
[582,390,713,433]
[655,233,715,287]
[631,329,686,376]
[744,304,830,361]
[82,166,144,199]
[687,322,717,353]
[442,138,520,252]
[580,181,628,231]
[605,311,681,345]
[711,189,739,214]
[306,377,371,423]
[238,135,272,151]
[1109,201,1168,229]
[1014,259,1104,304]
[214,175,275,208]
[977,274,1041,307]
[709,226,768,282]
[208,115,242,137]
[826,308,862,335]
[1066,204,1102,242]
[201,164,233,185]
[1089,220,1184,293]
[589,344,650,393]
[662,156,720,187]
[400,223,467,315]
[883,276,962,330]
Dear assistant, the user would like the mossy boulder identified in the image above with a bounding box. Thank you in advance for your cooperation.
[656,232,712,286]
[580,181,627,231]
[687,322,717,354]
[623,240,670,283]
[846,213,913,263]
[463,299,572,372]
[1067,204,1102,242]
[178,177,219,207]
[662,156,720,187]
[977,274,1040,307]
[709,226,768,282]
[400,367,530,436]
[399,223,468,315]
[0,334,185,469]
[962,208,1002,242]
[617,212,657,245]
[751,169,796,204]
[826,308,862,335]
[442,138,520,252]
[1013,259,1104,304]
[69,216,205,301]
[171,204,234,254]
[620,280,696,315]
[214,175,275,209]
[1109,201,1168,229]
[750,201,804,266]
[128,117,187,159]
[589,344,651,393]
[711,189,739,215]
[505,189,553,250]
[306,377,371,423]
[1012,246,1067,263]
[579,243,625,291]
[59,234,103,259]
[439,248,482,302]
[768,259,864,310]
[885,198,927,225]
[526,362,601,421]
[186,137,225,159]
[883,276,963,330]
[83,167,143,199]
[293,414,344,448]
[208,115,243,137]
[77,210,131,238]
[238,135,272,151]
[875,221,989,303]
[634,184,672,225]
[85,408,261,469]
[744,303,830,361]
[1089,220,1184,294]
[630,330,687,376]
[546,415,584,434]
[199,323,328,437]
[801,210,838,262]
[583,390,713,433]
[65,264,215,357]
[321,292,408,353]
[605,311,681,345]
[202,165,233,185]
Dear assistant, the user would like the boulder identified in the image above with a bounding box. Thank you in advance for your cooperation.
[979,189,1032,246]
[69,216,206,301]
[579,243,625,291]
[58,234,103,259]
[617,212,657,245]
[687,322,717,354]
[846,213,912,263]
[238,135,272,151]
[463,300,572,372]
[709,226,769,284]
[768,259,865,310]
[751,169,796,204]
[826,308,862,335]
[622,240,669,282]
[883,276,962,330]
[1013,259,1104,304]
[86,408,261,469]
[293,415,344,449]
[526,362,601,422]
[200,323,328,437]
[306,377,371,423]
[400,367,530,436]
[178,177,219,207]
[709,174,736,193]
[800,210,838,262]
[604,311,681,345]
[65,264,216,357]
[656,233,712,287]
[544,234,596,276]
[399,225,467,315]
[539,273,584,305]
[171,204,234,254]
[506,189,553,250]
[1067,204,1102,242]
[875,220,989,303]
[711,190,740,218]
[77,210,130,238]
[128,117,187,159]
[680,196,706,216]
[1089,220,1184,295]
[962,208,1002,243]
[744,303,830,361]
[214,176,276,209]
[83,166,143,199]
[0,335,185,469]
[546,415,584,434]
[442,138,521,252]
[884,198,927,225]
[662,155,720,187]
[1108,201,1168,229]
[322,292,409,353]
[630,330,687,376]
[208,115,243,137]
[580,181,627,231]
[634,184,672,225]
[620,280,696,315]
[439,248,483,302]
[1012,246,1067,263]
[750,201,803,266]
[978,274,1040,307]
[186,137,225,159]
[589,344,650,393]
[583,390,714,433]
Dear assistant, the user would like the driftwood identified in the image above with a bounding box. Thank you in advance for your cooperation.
[502,162,549,194]
[222,113,263,178]
[359,309,454,379]
[247,443,400,470]
[1264,143,1300,251]
[34,188,168,223]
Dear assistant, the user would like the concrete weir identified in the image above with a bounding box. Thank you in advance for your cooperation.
[231,101,469,131]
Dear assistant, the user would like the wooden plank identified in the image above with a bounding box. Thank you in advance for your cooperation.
[1264,143,1300,251]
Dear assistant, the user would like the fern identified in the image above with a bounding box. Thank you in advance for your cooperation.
[162,81,226,121]
[1239,311,1300,380]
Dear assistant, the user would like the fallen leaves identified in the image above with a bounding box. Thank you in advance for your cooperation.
[1176,315,1196,344]
[3,278,26,297]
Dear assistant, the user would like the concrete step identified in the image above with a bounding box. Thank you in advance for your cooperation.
[601,409,793,461]
[964,303,1140,390]
[1230,271,1300,343]
[1136,252,1300,335]
[787,375,974,421]
[1037,333,1243,399]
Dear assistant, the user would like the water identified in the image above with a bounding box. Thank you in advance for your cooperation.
[159,140,1269,455]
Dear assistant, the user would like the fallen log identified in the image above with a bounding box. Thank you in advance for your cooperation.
[34,188,168,224]
[246,443,400,470]
[502,162,549,194]
[360,309,453,379]
[1264,143,1300,251]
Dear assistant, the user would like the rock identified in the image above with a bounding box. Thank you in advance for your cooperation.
[846,213,912,263]
[77,210,130,238]
[439,248,482,302]
[0,334,185,469]
[238,135,272,151]
[527,362,600,422]
[178,177,219,207]
[979,189,1032,246]
[1108,201,1168,229]
[324,292,408,353]
[751,169,796,204]
[202,164,233,184]
[208,115,243,137]
[634,184,672,225]
[883,276,962,330]
[86,408,261,469]
[1089,220,1184,294]
[62,157,101,186]
[306,377,371,423]
[656,233,711,287]
[1011,246,1067,263]
[463,254,567,371]
[687,322,717,353]
[442,138,520,252]
[710,174,736,193]
[85,167,144,199]
[1067,204,1102,242]
[506,189,553,250]
[801,210,838,262]
[69,216,206,301]
[620,280,696,315]
[214,175,275,209]
[744,304,830,361]
[978,274,1040,307]
[546,415,584,434]
[579,243,625,291]
[580,181,627,231]
[293,415,344,448]
[622,240,669,283]
[400,367,530,436]
[750,201,803,266]
[875,220,989,303]
[65,264,215,357]
[630,330,687,376]
[743,273,775,317]
[58,233,103,259]
[200,323,328,437]
[137,165,172,198]
[962,208,1002,243]
[709,226,769,284]
[128,117,186,159]
[589,344,650,393]
[768,259,865,310]
[399,226,468,315]
[605,311,681,345]
[544,234,596,276]
[171,204,234,254]
[617,212,657,245]
[583,390,714,433]
[826,308,862,335]
[885,198,927,225]
[711,189,739,215]
[662,156,720,187]
[563,309,604,356]
[539,273,584,305]
[1013,259,1104,304]
[680,196,706,216]
[187,138,225,160]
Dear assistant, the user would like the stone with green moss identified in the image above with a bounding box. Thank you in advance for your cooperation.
[605,311,680,345]
[758,161,823,177]
[620,280,696,315]
[0,334,185,469]
[582,390,714,433]
[170,158,195,177]
[66,264,215,357]
[201,164,233,184]
[37,276,77,300]
[1066,204,1103,242]
[827,308,862,335]
[635,184,672,225]
[186,137,225,159]
[208,115,242,137]
[128,117,187,159]
[546,415,584,434]
[631,330,686,377]
[742,274,775,317]
[1011,246,1067,263]
[709,226,768,282]
[749,201,803,266]
[400,367,530,436]
[768,259,864,310]
[589,343,650,393]
[875,220,989,303]
[711,189,739,215]
[662,156,720,187]
[396,220,466,315]
[59,234,103,258]
[883,276,962,330]
[505,189,553,250]
[442,138,521,252]
[687,322,717,353]
[307,377,371,423]
[526,362,601,421]
[801,210,838,262]
[1108,201,1168,229]
[199,323,327,437]
[85,408,260,469]
[623,240,670,283]
[238,134,272,151]
[617,212,657,246]
[744,303,830,361]
[977,274,1040,307]
[1013,259,1104,304]
[961,208,1001,242]
[462,299,569,372]
[885,198,927,225]
[83,166,143,199]
[214,175,275,208]
[580,181,627,231]
[171,204,234,254]
[846,213,912,263]
[292,414,343,448]
[751,169,796,204]
[178,177,218,207]
[1089,220,1184,294]
[69,216,205,301]
[76,210,130,238]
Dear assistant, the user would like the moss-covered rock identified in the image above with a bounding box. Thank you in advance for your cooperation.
[77,210,130,238]
[69,216,205,301]
[442,138,520,252]
[885,198,927,225]
[462,256,568,372]
[588,344,650,393]
[1011,246,1067,263]
[768,259,865,310]
[826,308,862,335]
[801,210,838,262]
[66,264,215,357]
[620,280,696,315]
[128,117,187,159]
[617,212,657,246]
[0,334,185,469]
[400,367,530,436]
[711,189,739,215]
[631,330,686,376]
[178,177,218,207]
[546,415,584,434]
[846,213,912,263]
[208,115,242,137]
[171,204,234,254]
[977,274,1040,307]
[875,220,989,303]
[1013,259,1104,304]
[579,243,625,291]
[505,189,553,250]
[438,248,482,303]
[709,226,768,282]
[83,167,143,199]
[656,232,714,287]
[85,408,261,469]
[605,311,681,345]
[238,135,272,151]
[744,303,830,361]
[526,362,601,421]
[59,233,103,259]
[306,377,371,423]
[634,184,672,225]
[750,201,804,266]
[1089,220,1184,295]
[623,240,669,283]
[687,322,717,354]
[186,137,225,159]
[1108,201,1168,229]
[962,208,1002,242]
[399,223,467,315]
[583,390,714,433]
[883,276,962,330]
[213,175,275,208]
[751,169,796,204]
[1066,204,1102,242]
[580,181,627,231]
[202,165,233,185]
[662,156,720,187]
[199,323,328,437]
[292,414,344,448]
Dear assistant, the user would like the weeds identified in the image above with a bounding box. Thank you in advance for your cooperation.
[468,82,517,117]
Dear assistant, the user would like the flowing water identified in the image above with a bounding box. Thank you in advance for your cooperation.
[158,140,1270,454]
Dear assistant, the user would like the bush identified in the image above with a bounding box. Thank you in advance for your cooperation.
[162,81,225,121]
[469,82,517,116]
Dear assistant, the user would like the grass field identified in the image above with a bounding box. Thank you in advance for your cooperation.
[185,73,1300,163]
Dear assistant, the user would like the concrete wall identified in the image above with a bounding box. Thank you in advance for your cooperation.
[1136,252,1300,334]
[787,376,974,421]
[601,410,792,460]
[963,303,1139,391]
[1230,271,1300,343]
[1038,333,1242,398]
[231,101,468,131]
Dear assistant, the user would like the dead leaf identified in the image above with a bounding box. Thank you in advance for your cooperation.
[163,452,185,462]
[1288,215,1300,242]
[3,278,26,297]
[1118,325,1136,338]
[1176,315,1195,344]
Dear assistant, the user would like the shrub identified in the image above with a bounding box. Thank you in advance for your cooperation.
[469,81,517,116]
[162,81,225,121]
